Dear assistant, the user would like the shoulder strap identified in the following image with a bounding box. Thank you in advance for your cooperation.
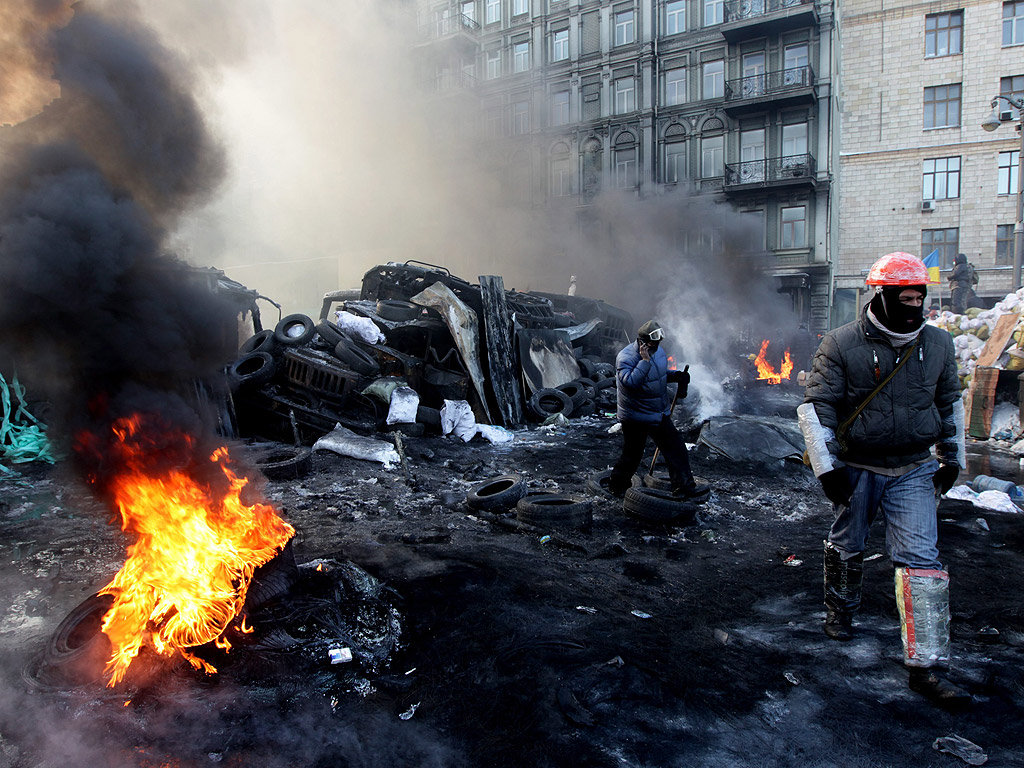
[836,339,918,452]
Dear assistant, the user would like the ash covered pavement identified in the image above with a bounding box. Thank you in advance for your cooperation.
[1,412,1023,768]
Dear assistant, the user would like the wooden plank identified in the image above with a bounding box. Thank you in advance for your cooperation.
[479,275,524,426]
[965,366,999,438]
[975,312,1020,368]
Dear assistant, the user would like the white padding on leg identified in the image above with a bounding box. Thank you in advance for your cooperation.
[895,568,951,667]
[797,403,836,478]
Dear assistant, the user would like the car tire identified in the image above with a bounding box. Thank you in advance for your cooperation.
[527,388,574,420]
[577,358,598,379]
[333,339,380,377]
[622,487,698,524]
[642,471,673,492]
[39,592,115,686]
[556,380,590,409]
[275,314,316,346]
[376,299,421,322]
[516,494,593,529]
[416,405,442,429]
[229,352,275,390]
[315,320,346,347]
[240,330,275,356]
[466,474,528,512]
[586,469,615,497]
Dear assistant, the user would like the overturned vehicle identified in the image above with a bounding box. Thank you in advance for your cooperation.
[227,261,633,445]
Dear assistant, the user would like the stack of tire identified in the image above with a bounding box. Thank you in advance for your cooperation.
[228,313,381,394]
[586,469,698,526]
[465,474,592,530]
[525,357,616,422]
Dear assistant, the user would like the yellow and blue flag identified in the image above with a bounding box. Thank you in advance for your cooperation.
[921,249,941,284]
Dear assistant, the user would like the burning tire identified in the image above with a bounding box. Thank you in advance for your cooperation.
[35,592,114,687]
[527,389,574,420]
[516,494,593,529]
[274,314,316,346]
[466,474,528,512]
[622,487,697,525]
[315,320,346,347]
[333,339,380,377]
[240,329,276,356]
[376,299,421,322]
[229,352,276,390]
[255,445,313,481]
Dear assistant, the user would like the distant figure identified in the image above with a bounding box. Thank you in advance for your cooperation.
[948,253,979,314]
[568,275,577,296]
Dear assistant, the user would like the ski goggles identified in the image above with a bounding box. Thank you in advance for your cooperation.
[642,327,664,342]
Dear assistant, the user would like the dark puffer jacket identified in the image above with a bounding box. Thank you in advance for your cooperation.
[616,341,672,423]
[804,307,958,468]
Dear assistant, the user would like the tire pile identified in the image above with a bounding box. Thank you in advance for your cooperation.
[526,359,616,422]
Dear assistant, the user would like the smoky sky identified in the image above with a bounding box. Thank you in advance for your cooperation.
[0,2,234,466]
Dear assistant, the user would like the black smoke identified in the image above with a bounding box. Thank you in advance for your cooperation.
[0,2,234,485]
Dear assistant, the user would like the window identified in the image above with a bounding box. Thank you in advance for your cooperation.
[486,50,501,79]
[551,90,570,125]
[922,227,959,269]
[665,141,686,183]
[999,150,1020,195]
[1004,1,1024,46]
[923,84,961,128]
[740,128,765,162]
[462,1,476,24]
[1001,74,1024,120]
[741,52,766,97]
[486,0,500,24]
[582,82,601,121]
[485,106,503,138]
[513,41,530,72]
[701,134,723,177]
[702,60,724,99]
[997,224,1016,266]
[922,157,961,200]
[665,67,686,105]
[925,11,963,57]
[780,206,806,248]
[513,0,528,15]
[741,209,766,251]
[552,29,569,61]
[614,9,635,45]
[615,147,637,188]
[784,43,809,70]
[614,77,636,114]
[782,122,807,158]
[551,144,573,197]
[704,0,723,26]
[666,0,686,34]
[512,100,530,135]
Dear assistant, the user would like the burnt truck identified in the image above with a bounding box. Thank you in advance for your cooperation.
[228,261,633,443]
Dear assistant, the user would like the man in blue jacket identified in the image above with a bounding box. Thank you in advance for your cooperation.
[607,320,709,499]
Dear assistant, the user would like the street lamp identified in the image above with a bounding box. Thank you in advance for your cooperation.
[982,94,1024,290]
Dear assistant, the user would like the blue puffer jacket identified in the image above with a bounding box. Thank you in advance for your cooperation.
[616,342,671,423]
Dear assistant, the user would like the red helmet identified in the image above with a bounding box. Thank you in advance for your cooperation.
[865,252,929,286]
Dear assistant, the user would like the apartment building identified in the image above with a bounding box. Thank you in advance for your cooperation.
[414,0,838,331]
[837,0,1023,324]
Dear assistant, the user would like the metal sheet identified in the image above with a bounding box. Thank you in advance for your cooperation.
[517,329,579,393]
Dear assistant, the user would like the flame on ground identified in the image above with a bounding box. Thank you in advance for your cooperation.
[93,415,294,686]
[753,340,793,384]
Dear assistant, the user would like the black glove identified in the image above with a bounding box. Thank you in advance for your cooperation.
[933,463,960,495]
[819,468,853,507]
[669,365,690,397]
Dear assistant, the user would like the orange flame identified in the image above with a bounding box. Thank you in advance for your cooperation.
[753,340,793,384]
[95,415,294,686]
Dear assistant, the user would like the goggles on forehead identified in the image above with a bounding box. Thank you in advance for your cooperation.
[642,328,664,342]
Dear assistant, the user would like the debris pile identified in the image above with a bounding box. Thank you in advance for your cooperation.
[928,289,1024,388]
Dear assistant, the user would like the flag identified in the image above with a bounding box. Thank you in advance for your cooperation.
[921,249,941,284]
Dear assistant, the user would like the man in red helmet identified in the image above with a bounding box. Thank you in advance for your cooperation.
[799,252,968,707]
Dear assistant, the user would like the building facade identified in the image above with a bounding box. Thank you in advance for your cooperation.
[415,0,839,331]
[837,0,1023,324]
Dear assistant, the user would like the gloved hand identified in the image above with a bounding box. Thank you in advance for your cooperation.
[933,463,960,495]
[819,467,853,507]
[669,365,690,397]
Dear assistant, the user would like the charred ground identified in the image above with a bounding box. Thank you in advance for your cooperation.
[1,415,1023,768]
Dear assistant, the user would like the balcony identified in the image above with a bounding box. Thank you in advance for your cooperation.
[724,154,816,192]
[723,66,815,115]
[431,69,478,95]
[415,12,481,50]
[721,0,817,41]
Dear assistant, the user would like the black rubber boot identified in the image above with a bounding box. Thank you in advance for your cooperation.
[908,667,972,709]
[823,542,863,641]
[674,482,710,500]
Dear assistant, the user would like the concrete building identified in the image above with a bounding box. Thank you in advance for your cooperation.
[837,0,1024,324]
[414,0,839,331]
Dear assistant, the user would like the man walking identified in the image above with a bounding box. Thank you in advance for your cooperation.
[799,252,969,707]
[607,320,709,500]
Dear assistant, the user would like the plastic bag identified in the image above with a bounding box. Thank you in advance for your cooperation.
[440,399,477,442]
[386,386,420,425]
[334,310,386,344]
[312,424,400,468]
[476,424,513,444]
[361,377,407,404]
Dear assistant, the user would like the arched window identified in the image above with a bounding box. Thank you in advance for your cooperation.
[700,118,724,178]
[663,123,687,184]
[550,142,573,198]
[614,131,637,189]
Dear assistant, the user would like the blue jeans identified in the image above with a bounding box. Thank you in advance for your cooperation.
[828,460,941,569]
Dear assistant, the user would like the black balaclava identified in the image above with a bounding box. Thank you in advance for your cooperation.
[954,253,967,266]
[870,285,926,332]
